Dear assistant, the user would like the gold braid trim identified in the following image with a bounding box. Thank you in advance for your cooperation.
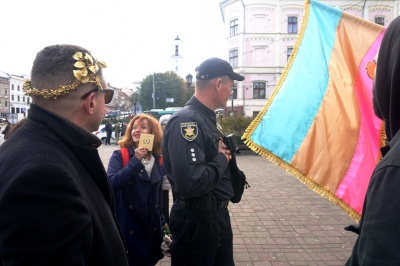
[23,51,107,99]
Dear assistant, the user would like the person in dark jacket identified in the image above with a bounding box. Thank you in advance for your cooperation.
[162,57,244,265]
[121,120,127,136]
[1,121,11,140]
[346,16,400,265]
[0,44,128,266]
[105,119,113,145]
[107,114,166,266]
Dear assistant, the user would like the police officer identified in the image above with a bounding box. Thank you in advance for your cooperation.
[162,57,245,265]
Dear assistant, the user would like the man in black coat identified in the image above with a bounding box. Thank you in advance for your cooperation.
[0,44,129,266]
[105,119,113,145]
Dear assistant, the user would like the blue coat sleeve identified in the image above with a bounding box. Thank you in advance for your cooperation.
[107,150,145,192]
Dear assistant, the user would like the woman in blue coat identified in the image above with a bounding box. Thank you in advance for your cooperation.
[107,114,165,266]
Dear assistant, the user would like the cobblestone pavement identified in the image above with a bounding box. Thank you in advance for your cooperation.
[98,144,357,266]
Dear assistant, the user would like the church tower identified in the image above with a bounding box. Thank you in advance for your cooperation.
[170,35,183,76]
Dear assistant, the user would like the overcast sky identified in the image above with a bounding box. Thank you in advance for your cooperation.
[0,0,227,88]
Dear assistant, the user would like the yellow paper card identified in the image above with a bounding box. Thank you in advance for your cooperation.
[139,133,154,151]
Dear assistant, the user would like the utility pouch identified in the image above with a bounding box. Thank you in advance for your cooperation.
[195,192,218,224]
[229,152,250,203]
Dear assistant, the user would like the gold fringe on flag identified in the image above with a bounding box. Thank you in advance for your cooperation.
[243,139,362,222]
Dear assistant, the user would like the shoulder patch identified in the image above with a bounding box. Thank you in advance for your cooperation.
[180,122,198,141]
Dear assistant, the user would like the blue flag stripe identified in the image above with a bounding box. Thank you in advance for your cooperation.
[250,0,342,163]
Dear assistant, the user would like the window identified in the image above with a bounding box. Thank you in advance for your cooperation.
[11,84,14,90]
[17,85,20,91]
[229,49,238,68]
[23,96,25,102]
[5,100,7,107]
[18,95,20,102]
[254,47,267,66]
[254,16,266,33]
[253,82,266,99]
[287,47,293,61]
[375,17,384,26]
[27,98,30,104]
[288,16,298,33]
[4,89,7,95]
[232,83,237,99]
[230,19,238,37]
[11,95,14,101]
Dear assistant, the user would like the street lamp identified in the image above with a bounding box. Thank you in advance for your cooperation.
[185,74,193,89]
[152,72,155,109]
[229,89,234,116]
[231,89,234,113]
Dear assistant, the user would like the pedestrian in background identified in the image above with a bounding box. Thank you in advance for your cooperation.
[0,44,128,266]
[4,118,27,139]
[105,119,113,145]
[1,121,11,140]
[159,114,174,224]
[114,121,121,144]
[107,114,166,266]
[346,16,400,265]
[162,57,245,265]
[121,120,127,137]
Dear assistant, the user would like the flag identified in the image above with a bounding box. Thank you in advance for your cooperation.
[242,0,385,221]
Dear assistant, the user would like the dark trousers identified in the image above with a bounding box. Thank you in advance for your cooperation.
[105,132,112,145]
[169,203,234,266]
[163,190,170,224]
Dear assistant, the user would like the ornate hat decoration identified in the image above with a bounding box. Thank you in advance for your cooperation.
[23,52,107,99]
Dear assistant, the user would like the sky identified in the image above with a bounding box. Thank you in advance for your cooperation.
[0,0,228,88]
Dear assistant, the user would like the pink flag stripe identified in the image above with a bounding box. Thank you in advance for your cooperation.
[335,31,385,215]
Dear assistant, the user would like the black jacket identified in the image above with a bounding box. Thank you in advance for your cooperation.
[0,104,129,266]
[162,96,233,201]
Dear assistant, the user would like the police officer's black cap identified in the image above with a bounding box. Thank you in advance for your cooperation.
[195,57,245,81]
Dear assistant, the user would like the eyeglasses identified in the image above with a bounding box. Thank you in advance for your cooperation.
[365,60,376,80]
[81,87,114,104]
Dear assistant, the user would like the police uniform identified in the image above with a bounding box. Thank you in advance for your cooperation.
[162,96,235,266]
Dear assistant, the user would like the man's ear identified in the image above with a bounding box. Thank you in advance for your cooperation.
[82,93,96,115]
[215,78,223,92]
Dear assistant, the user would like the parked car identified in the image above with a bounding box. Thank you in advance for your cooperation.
[104,110,120,119]
[92,125,117,144]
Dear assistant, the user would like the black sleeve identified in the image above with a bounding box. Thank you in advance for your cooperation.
[163,115,228,199]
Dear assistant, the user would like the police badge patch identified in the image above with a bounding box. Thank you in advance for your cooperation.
[181,122,198,141]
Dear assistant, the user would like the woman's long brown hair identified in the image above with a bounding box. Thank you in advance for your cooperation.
[118,114,163,156]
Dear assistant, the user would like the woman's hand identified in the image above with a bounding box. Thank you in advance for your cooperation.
[134,147,148,160]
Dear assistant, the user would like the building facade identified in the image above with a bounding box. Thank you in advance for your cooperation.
[220,0,398,117]
[0,72,10,118]
[9,74,31,116]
